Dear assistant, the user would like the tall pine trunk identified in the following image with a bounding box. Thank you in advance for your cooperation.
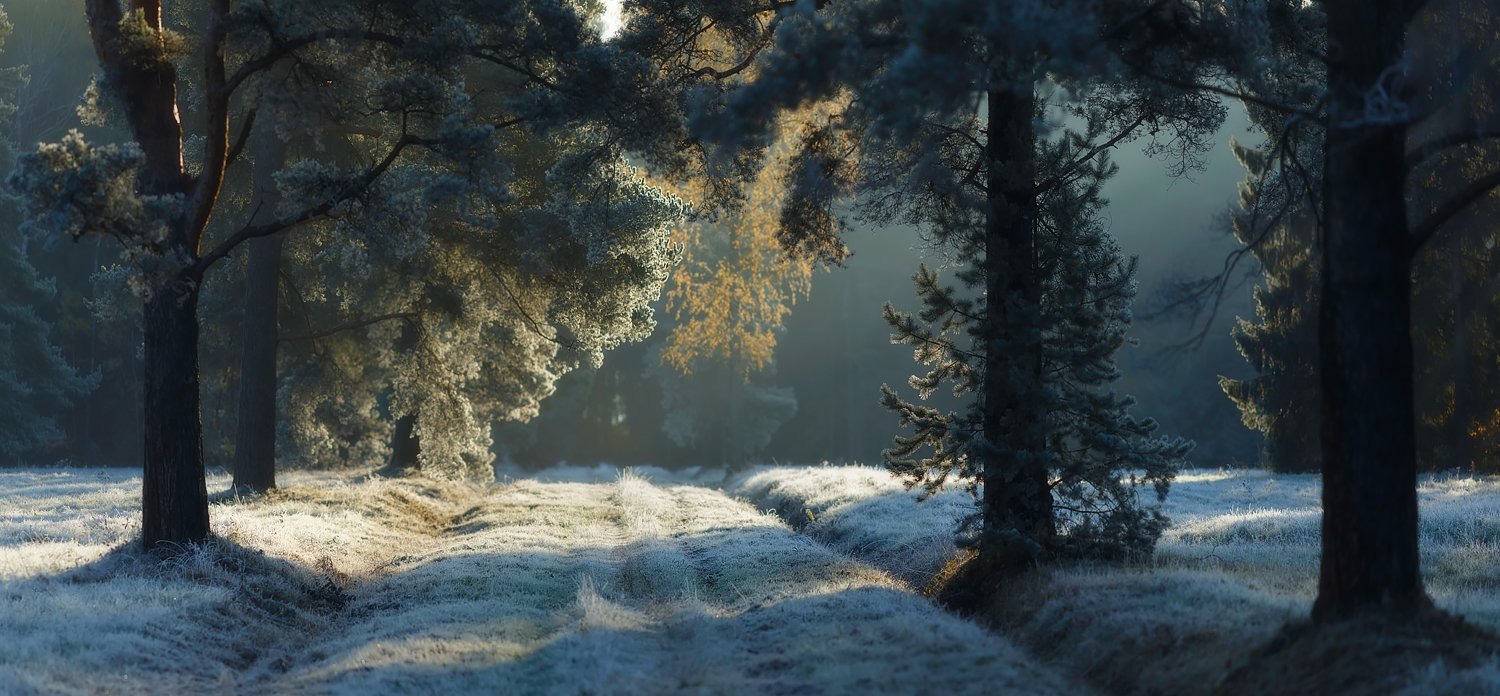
[1446,233,1473,471]
[1314,0,1429,620]
[980,81,1052,565]
[231,128,287,492]
[142,276,210,546]
[389,414,421,471]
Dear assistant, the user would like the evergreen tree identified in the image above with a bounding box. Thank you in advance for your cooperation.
[0,8,94,465]
[1219,139,1322,474]
[8,0,701,546]
[1221,0,1500,480]
[687,0,1233,566]
[0,238,97,465]
[882,146,1191,558]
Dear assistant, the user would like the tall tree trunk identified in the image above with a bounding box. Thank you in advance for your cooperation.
[1446,232,1473,471]
[389,414,421,471]
[142,277,209,546]
[386,324,423,473]
[1314,0,1429,620]
[231,128,288,492]
[980,81,1051,565]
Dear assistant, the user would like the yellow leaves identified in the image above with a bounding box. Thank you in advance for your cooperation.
[659,106,838,378]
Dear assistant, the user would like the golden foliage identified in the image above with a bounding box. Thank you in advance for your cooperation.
[658,104,843,377]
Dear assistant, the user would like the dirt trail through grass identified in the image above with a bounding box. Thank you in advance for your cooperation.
[236,472,1086,694]
[0,468,1093,694]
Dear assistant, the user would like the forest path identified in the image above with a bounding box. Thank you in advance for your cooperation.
[246,472,1088,695]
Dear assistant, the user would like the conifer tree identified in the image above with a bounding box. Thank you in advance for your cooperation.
[8,0,700,546]
[0,238,97,465]
[0,8,95,465]
[882,143,1191,558]
[1219,140,1322,474]
[688,0,1231,566]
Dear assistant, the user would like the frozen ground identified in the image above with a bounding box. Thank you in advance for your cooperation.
[735,465,1500,694]
[0,467,1084,695]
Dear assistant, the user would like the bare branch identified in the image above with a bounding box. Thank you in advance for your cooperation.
[1409,166,1500,255]
[224,108,258,170]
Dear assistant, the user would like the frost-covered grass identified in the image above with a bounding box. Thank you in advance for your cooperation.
[735,464,1500,694]
[0,467,475,694]
[732,465,970,589]
[0,466,1086,694]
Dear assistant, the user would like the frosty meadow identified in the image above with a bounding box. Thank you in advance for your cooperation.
[5,465,1500,693]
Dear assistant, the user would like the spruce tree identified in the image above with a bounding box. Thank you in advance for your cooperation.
[0,238,97,465]
[1219,140,1322,474]
[0,8,94,465]
[687,0,1234,566]
[882,144,1191,558]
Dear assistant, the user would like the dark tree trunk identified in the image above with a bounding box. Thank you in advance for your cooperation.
[980,82,1052,565]
[389,414,422,471]
[1314,0,1430,620]
[86,0,216,548]
[231,236,283,491]
[142,279,210,546]
[1446,232,1473,471]
[232,128,288,492]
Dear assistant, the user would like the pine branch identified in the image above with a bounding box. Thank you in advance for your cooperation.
[278,312,419,343]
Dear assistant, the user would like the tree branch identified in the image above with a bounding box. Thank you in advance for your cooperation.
[1141,70,1321,119]
[224,107,257,170]
[1409,166,1500,255]
[195,131,420,273]
[278,312,419,343]
[1035,114,1147,196]
[225,29,406,97]
[1406,127,1500,170]
[186,0,232,255]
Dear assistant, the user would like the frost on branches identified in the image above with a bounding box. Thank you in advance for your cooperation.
[275,134,683,480]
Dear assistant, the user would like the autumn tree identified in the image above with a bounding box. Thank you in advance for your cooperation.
[651,109,829,467]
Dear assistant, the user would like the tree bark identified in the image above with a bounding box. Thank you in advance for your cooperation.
[389,414,422,471]
[142,280,209,546]
[980,81,1052,565]
[1314,0,1430,620]
[1446,231,1473,471]
[231,127,288,492]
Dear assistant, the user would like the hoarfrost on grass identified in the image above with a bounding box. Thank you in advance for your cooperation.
[0,466,1082,694]
[736,464,1500,693]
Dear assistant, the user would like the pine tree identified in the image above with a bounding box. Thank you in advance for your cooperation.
[8,0,706,546]
[882,146,1191,559]
[1219,139,1322,474]
[0,239,97,465]
[687,0,1233,566]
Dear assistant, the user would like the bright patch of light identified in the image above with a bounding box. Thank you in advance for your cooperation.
[601,0,624,40]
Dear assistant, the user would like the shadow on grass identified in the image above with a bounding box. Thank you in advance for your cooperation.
[12,512,1031,694]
